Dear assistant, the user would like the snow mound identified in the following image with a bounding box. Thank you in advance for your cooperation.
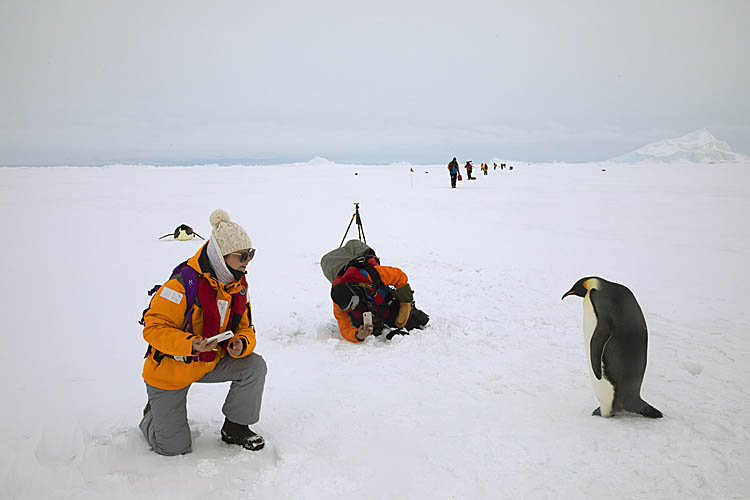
[305,156,339,167]
[612,129,746,163]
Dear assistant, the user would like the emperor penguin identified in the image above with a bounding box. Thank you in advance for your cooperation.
[562,277,662,418]
[158,224,205,241]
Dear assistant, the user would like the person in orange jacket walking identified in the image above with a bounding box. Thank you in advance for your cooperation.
[139,209,267,455]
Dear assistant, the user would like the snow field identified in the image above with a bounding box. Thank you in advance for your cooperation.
[0,160,748,499]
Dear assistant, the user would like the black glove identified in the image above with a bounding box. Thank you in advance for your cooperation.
[385,329,409,340]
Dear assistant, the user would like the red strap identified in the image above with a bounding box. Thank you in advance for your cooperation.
[231,281,247,316]
[228,276,249,328]
[195,276,248,362]
[196,278,219,362]
[197,278,220,339]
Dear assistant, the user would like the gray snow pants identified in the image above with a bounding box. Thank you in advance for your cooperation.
[139,352,267,456]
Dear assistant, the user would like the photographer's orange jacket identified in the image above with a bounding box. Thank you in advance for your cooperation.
[142,244,256,390]
[332,265,408,343]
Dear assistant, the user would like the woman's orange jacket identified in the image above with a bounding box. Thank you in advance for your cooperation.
[332,265,408,343]
[142,244,256,390]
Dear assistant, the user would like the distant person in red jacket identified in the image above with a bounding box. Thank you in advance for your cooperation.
[465,161,475,180]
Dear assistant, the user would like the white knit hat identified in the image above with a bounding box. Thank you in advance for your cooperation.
[209,209,253,256]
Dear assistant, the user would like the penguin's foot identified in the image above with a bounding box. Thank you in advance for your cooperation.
[637,403,663,419]
[592,407,615,417]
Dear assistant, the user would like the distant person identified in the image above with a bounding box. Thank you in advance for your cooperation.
[447,157,460,188]
[465,161,475,180]
[139,209,267,455]
[493,162,497,171]
[481,163,489,175]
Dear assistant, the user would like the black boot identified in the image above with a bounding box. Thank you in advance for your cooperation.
[221,419,265,451]
[405,306,429,330]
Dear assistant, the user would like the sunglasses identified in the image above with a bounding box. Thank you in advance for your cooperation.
[230,248,256,262]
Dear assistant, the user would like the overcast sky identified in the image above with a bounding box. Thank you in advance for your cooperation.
[1,0,748,165]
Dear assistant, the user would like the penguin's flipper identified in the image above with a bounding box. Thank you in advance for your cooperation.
[158,233,173,240]
[590,320,613,380]
[592,407,602,416]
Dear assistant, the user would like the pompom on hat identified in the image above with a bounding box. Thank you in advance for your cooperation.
[209,209,253,256]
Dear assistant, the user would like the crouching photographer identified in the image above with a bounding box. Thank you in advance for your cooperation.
[329,261,429,343]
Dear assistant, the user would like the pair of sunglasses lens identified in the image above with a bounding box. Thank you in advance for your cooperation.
[233,248,256,262]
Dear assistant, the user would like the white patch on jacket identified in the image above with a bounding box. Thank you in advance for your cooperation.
[159,287,184,305]
[217,299,229,328]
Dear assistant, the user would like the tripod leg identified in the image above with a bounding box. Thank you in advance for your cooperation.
[355,213,366,244]
[340,214,357,247]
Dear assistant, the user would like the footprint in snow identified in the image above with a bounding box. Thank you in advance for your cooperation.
[683,361,704,376]
[197,459,219,477]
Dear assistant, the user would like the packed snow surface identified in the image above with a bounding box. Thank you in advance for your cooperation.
[1,160,749,499]
[612,129,746,163]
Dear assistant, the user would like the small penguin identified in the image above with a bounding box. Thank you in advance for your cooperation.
[562,277,662,418]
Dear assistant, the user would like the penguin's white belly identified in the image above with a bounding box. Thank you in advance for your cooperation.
[583,293,615,416]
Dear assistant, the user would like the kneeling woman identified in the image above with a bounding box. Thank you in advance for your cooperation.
[140,209,267,455]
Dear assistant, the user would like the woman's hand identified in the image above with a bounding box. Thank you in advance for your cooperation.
[192,337,219,352]
[227,337,244,356]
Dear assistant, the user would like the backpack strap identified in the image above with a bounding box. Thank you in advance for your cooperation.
[228,277,249,333]
[139,285,162,326]
[140,261,200,362]
[360,263,384,289]
[176,265,199,332]
[139,260,197,326]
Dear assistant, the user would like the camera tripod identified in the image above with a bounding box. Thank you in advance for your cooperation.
[340,202,367,247]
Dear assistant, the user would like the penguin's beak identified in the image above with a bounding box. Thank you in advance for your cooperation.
[561,289,574,300]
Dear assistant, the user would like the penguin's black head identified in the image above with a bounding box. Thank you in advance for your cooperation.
[561,277,599,300]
